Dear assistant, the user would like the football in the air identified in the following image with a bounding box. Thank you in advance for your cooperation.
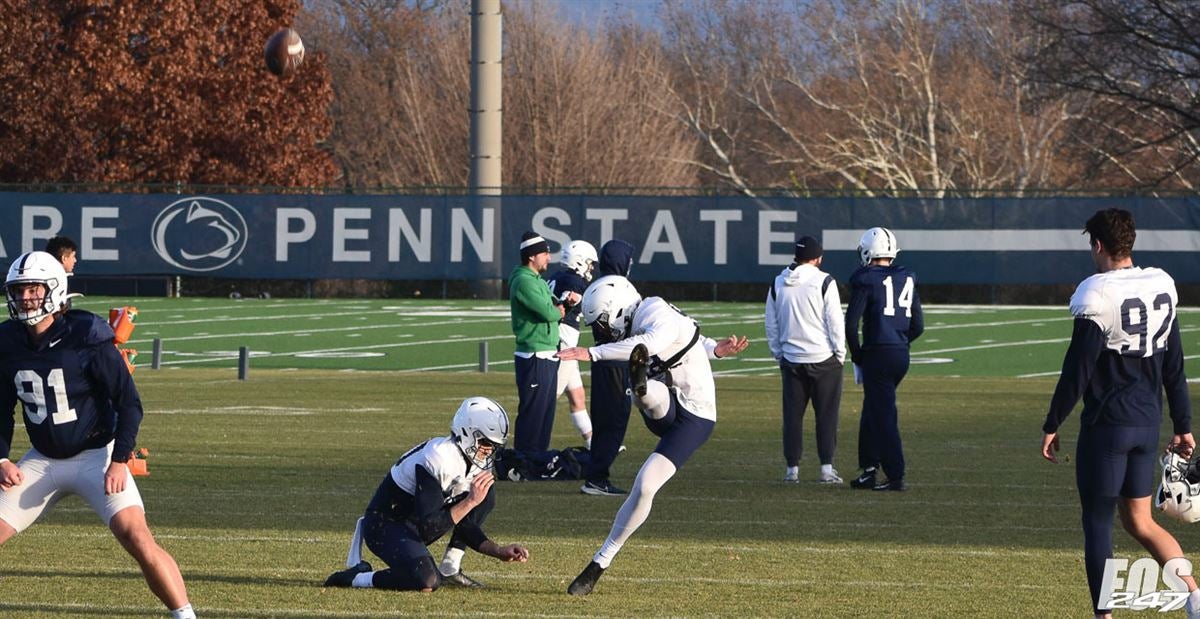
[264,28,305,77]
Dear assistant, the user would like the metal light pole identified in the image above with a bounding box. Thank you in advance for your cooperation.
[469,0,503,298]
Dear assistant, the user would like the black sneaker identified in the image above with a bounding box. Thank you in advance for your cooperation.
[849,469,877,490]
[873,479,907,492]
[580,480,627,496]
[441,570,485,588]
[324,560,372,588]
[629,344,650,397]
[568,561,606,596]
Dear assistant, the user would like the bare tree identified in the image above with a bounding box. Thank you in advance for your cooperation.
[503,1,696,189]
[0,0,337,187]
[662,0,1075,196]
[1019,0,1200,190]
[302,1,468,189]
[307,0,697,190]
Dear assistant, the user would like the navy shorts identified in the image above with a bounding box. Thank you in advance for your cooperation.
[643,390,715,469]
[1075,424,1159,499]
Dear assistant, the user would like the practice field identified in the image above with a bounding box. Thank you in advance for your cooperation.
[0,297,1197,617]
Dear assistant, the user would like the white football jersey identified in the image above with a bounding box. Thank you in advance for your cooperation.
[389,436,481,499]
[588,297,718,421]
[1070,266,1178,358]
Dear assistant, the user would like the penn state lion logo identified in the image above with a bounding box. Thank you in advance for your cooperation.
[151,197,249,272]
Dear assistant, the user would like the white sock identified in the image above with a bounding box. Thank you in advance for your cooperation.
[636,381,671,420]
[570,410,592,438]
[440,547,465,575]
[786,466,799,476]
[352,571,375,588]
[820,464,833,475]
[593,453,677,569]
[170,605,196,619]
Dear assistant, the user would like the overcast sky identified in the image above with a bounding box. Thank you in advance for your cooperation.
[551,0,664,29]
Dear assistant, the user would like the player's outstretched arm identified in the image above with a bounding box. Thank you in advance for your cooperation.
[557,347,591,362]
[479,539,529,562]
[713,335,749,358]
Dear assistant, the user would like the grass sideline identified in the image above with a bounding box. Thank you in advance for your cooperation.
[0,298,1196,617]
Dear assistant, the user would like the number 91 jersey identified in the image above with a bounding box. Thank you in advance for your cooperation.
[1070,267,1177,358]
[0,311,142,460]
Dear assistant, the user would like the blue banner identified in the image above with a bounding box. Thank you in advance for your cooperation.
[1,192,1197,284]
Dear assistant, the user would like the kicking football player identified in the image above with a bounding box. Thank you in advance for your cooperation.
[546,240,598,448]
[324,397,529,591]
[1040,208,1200,619]
[0,252,195,619]
[557,275,749,595]
[845,227,924,491]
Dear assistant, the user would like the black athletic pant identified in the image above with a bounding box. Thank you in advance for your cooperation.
[780,356,843,468]
[583,360,632,484]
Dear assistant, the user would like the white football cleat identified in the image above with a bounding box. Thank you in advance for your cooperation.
[818,469,843,484]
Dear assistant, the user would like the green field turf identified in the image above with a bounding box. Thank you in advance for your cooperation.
[0,298,1197,617]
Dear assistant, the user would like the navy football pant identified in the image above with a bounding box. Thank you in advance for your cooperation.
[584,360,632,484]
[857,347,909,480]
[513,355,559,453]
[1076,424,1159,614]
[362,492,495,590]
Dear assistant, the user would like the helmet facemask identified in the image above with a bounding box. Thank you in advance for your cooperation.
[460,431,502,469]
[581,275,641,341]
[450,397,510,470]
[1156,450,1200,523]
[5,252,70,327]
[561,241,599,282]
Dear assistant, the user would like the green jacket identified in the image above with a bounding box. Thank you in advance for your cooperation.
[509,264,560,353]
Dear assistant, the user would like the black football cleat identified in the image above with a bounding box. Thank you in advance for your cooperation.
[873,479,907,492]
[849,468,877,490]
[441,570,485,588]
[568,561,606,596]
[324,560,372,588]
[629,344,650,397]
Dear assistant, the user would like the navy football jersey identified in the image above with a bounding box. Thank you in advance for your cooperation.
[545,268,589,331]
[845,264,924,358]
[1043,267,1191,433]
[0,310,143,460]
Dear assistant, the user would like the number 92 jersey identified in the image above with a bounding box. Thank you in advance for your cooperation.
[1045,266,1191,433]
[1071,266,1177,358]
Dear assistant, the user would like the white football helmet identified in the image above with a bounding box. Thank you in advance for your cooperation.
[858,227,899,266]
[1156,450,1200,523]
[451,397,509,469]
[6,251,70,326]
[561,240,598,281]
[581,275,642,340]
